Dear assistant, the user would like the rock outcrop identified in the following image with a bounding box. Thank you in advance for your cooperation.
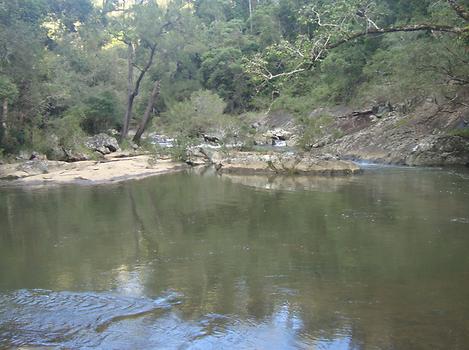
[242,101,468,167]
[85,134,121,155]
[0,155,188,185]
[314,102,469,166]
[186,146,222,166]
[405,135,469,166]
[194,151,361,175]
[16,159,50,175]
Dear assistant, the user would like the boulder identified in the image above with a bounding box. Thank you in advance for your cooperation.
[186,146,224,166]
[186,147,210,166]
[16,159,49,175]
[148,134,174,148]
[63,149,90,162]
[85,134,121,155]
[405,135,469,166]
[264,128,293,146]
[202,134,221,144]
[29,152,47,161]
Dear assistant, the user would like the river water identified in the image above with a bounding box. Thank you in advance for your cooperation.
[0,166,468,349]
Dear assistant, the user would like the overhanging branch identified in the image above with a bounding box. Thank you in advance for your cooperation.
[327,24,467,50]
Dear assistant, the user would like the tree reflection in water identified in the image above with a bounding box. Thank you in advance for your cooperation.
[0,167,468,349]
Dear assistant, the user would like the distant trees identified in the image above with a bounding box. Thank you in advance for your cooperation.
[201,48,253,113]
[0,76,17,138]
[0,0,98,150]
[246,0,469,87]
[0,0,468,155]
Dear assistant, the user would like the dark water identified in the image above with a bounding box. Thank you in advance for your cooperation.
[0,166,468,349]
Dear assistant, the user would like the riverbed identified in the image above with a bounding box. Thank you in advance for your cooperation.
[0,166,468,349]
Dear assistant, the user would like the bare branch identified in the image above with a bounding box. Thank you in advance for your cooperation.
[251,1,469,88]
[327,24,467,50]
[266,67,307,80]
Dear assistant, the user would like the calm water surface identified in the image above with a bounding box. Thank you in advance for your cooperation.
[0,166,468,349]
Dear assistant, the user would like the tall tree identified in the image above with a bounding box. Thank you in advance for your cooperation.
[133,80,160,143]
[108,0,183,139]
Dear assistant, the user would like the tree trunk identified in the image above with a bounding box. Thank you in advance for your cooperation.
[121,42,157,140]
[248,0,253,34]
[1,98,8,137]
[121,43,135,139]
[133,80,160,144]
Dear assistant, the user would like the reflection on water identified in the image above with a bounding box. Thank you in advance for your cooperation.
[0,167,469,349]
[0,289,181,348]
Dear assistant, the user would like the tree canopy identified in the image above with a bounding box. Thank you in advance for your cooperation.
[0,0,467,154]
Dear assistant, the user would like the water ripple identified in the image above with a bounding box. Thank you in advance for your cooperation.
[0,289,182,349]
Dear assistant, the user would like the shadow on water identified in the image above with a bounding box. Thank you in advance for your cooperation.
[0,167,469,349]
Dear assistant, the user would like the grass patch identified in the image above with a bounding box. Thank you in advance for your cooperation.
[448,128,469,139]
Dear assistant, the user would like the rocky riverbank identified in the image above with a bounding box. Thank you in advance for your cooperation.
[3,98,466,187]
[0,154,189,186]
[247,100,469,167]
[0,146,363,187]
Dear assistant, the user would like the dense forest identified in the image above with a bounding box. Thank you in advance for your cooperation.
[0,0,468,159]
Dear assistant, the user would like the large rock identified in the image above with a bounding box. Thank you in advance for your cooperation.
[63,149,90,162]
[16,159,49,175]
[217,152,361,175]
[85,134,121,155]
[312,102,469,166]
[186,146,224,166]
[405,135,469,166]
[264,128,293,146]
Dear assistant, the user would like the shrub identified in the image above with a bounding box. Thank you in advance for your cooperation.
[448,128,469,139]
[169,136,194,162]
[162,90,227,138]
[81,91,121,134]
[296,114,335,150]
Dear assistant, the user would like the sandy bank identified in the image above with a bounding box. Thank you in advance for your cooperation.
[0,154,189,187]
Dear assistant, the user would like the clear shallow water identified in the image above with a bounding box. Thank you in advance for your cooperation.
[0,166,468,349]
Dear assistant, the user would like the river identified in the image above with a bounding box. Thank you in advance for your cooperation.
[0,166,468,349]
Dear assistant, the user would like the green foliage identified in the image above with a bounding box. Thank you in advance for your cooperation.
[296,114,335,150]
[52,109,87,150]
[448,128,469,138]
[270,94,316,117]
[0,76,18,101]
[169,136,194,162]
[162,90,227,138]
[357,35,469,105]
[201,48,253,112]
[23,109,89,159]
[0,0,468,156]
[81,91,121,134]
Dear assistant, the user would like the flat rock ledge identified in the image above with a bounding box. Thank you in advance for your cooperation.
[0,154,189,187]
[190,150,361,175]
